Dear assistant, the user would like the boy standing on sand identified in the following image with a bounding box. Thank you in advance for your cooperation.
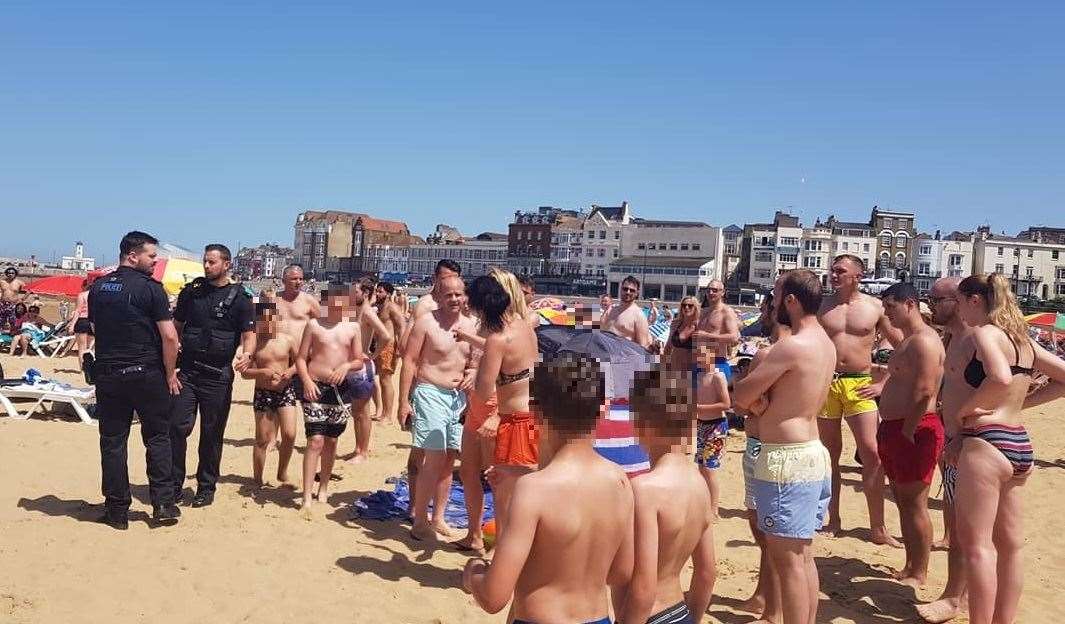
[620,366,716,624]
[733,270,836,624]
[692,339,731,519]
[295,284,366,515]
[239,302,299,488]
[462,352,634,624]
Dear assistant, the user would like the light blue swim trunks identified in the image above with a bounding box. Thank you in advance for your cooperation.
[411,382,466,452]
[750,439,831,539]
[743,436,760,511]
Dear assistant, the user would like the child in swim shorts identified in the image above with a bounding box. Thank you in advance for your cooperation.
[694,342,731,517]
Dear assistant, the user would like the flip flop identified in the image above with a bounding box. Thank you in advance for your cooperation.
[313,473,343,483]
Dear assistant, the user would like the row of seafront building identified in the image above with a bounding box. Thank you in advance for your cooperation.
[233,205,1065,305]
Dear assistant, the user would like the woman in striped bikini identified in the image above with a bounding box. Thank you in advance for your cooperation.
[947,273,1065,624]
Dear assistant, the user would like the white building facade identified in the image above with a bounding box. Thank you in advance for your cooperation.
[60,242,95,271]
[608,256,717,301]
[581,203,631,278]
[911,233,974,293]
[973,233,1065,300]
[622,220,723,281]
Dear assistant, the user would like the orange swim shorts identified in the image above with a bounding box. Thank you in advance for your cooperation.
[493,411,540,467]
[375,342,397,374]
[465,392,498,432]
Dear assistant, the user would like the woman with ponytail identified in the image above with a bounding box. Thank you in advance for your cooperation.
[946,272,1065,624]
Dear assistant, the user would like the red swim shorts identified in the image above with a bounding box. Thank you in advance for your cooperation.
[877,412,945,485]
[493,411,540,468]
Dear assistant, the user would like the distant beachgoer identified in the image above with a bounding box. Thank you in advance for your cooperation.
[602,276,651,349]
[694,280,740,382]
[0,267,27,328]
[663,295,699,371]
[373,281,406,426]
[692,339,731,518]
[72,280,94,365]
[350,277,392,463]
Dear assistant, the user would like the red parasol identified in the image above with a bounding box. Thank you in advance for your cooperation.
[24,274,88,298]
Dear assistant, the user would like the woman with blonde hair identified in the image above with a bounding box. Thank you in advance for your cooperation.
[663,295,700,371]
[488,267,537,328]
[947,273,1065,624]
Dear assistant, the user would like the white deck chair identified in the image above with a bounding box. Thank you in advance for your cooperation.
[0,380,96,425]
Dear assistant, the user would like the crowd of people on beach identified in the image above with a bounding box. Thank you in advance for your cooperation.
[5,237,1065,624]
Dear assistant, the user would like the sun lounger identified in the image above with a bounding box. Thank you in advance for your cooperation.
[20,322,77,358]
[0,380,96,425]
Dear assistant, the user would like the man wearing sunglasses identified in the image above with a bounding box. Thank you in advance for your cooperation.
[602,275,651,349]
[694,280,741,382]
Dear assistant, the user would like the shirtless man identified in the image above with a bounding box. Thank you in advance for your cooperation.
[734,269,835,624]
[240,302,299,488]
[599,294,613,326]
[817,254,903,546]
[400,274,476,541]
[275,264,321,344]
[374,281,406,426]
[695,279,741,381]
[295,284,366,515]
[621,367,716,624]
[350,277,393,462]
[916,276,969,622]
[410,259,461,321]
[877,283,946,588]
[602,275,651,349]
[462,352,633,624]
[0,266,27,330]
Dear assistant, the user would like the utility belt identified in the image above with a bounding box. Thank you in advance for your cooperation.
[94,362,163,381]
[179,359,232,379]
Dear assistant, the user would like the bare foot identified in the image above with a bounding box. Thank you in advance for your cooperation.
[915,597,964,623]
[892,566,912,580]
[258,479,276,489]
[410,523,437,542]
[451,536,486,554]
[276,476,297,490]
[932,536,950,549]
[736,594,766,615]
[298,501,315,521]
[870,527,904,548]
[350,453,368,466]
[898,575,925,589]
[433,522,458,538]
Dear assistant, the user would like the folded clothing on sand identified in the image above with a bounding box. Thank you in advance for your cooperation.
[351,476,494,529]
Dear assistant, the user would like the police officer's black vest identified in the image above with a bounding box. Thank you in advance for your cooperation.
[92,269,163,366]
[179,279,244,367]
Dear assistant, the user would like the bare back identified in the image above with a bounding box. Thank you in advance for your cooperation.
[303,319,361,382]
[818,292,883,373]
[633,458,713,614]
[508,452,634,623]
[483,319,538,414]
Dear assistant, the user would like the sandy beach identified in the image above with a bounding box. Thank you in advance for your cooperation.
[1,356,1062,624]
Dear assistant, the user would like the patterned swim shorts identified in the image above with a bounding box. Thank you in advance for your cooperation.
[695,417,729,470]
[253,385,297,412]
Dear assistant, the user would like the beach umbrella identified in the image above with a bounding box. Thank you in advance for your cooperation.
[537,308,574,326]
[739,310,761,327]
[1025,312,1065,331]
[535,326,653,476]
[24,274,86,298]
[88,255,204,297]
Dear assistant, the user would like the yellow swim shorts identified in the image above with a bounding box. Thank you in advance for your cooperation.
[820,373,878,420]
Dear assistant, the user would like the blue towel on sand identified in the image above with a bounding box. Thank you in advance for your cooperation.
[352,476,494,529]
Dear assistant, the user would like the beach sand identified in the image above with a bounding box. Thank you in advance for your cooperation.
[1,356,1062,623]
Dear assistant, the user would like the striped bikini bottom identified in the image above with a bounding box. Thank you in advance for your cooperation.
[962,423,1034,477]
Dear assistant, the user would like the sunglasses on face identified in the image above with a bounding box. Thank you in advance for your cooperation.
[681,304,696,309]
[706,288,721,293]
[621,287,637,293]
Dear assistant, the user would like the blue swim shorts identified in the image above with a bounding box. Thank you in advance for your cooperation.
[750,439,831,539]
[411,382,465,451]
[743,436,760,510]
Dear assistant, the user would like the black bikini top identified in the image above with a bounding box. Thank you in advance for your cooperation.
[964,337,1034,388]
[497,368,532,386]
[670,324,694,350]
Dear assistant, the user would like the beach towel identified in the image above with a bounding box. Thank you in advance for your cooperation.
[351,475,494,529]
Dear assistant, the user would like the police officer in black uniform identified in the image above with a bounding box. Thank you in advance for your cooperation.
[170,244,255,508]
[89,231,183,529]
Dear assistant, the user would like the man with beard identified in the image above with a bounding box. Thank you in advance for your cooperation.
[817,254,903,546]
[89,231,183,528]
[694,279,741,381]
[733,270,835,624]
[350,277,393,463]
[170,244,256,508]
[373,281,406,426]
[602,275,651,349]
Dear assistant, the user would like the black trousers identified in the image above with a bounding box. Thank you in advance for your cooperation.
[96,366,174,512]
[170,366,235,498]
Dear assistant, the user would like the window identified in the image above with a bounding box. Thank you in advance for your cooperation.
[637,243,646,250]
[949,254,963,267]
[880,235,892,247]
[669,244,678,251]
[599,231,606,240]
[724,244,735,254]
[1053,250,1060,260]
[804,240,823,252]
[920,245,932,255]
[1013,248,1020,257]
[614,231,620,240]
[658,244,668,250]
[1027,249,1034,258]
[692,244,701,251]
[1057,268,1065,279]
[883,218,894,229]
[803,256,823,269]
[779,253,798,263]
[612,249,618,258]
[1026,267,1034,277]
[918,262,931,276]
[681,244,689,251]
[917,279,930,291]
[841,242,850,250]
[1058,284,1065,296]
[756,269,772,279]
[997,247,1004,256]
[895,235,907,248]
[780,237,799,246]
[995,263,1004,273]
[755,251,774,262]
[863,243,871,252]
[597,249,605,258]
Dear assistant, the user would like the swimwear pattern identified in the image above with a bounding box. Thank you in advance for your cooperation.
[696,418,729,470]
[253,385,297,412]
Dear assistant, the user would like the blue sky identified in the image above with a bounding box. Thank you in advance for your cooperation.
[3,2,1063,265]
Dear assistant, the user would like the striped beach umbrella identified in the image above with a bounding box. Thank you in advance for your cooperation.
[1025,311,1065,331]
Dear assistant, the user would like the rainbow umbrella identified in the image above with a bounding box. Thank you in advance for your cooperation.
[1025,312,1065,331]
[530,297,565,311]
[739,310,761,327]
[538,308,574,326]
